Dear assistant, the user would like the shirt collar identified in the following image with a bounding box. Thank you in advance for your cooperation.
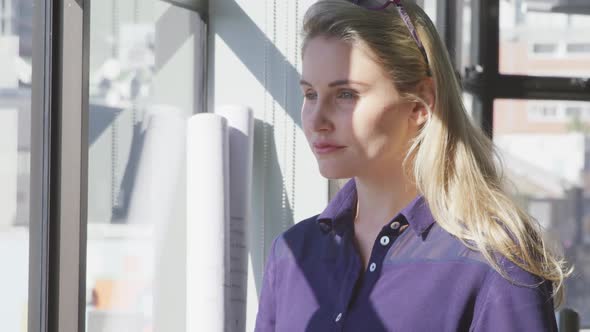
[316,178,436,238]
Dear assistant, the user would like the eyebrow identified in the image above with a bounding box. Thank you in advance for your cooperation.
[299,79,369,87]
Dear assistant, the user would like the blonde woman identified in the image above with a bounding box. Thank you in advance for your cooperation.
[255,0,571,331]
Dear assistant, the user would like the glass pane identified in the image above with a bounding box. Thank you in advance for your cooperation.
[422,0,437,26]
[494,99,590,327]
[0,0,33,330]
[500,0,590,77]
[459,0,472,73]
[463,92,474,118]
[87,1,205,331]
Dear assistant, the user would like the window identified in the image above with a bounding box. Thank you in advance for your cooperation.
[567,43,590,54]
[497,99,590,325]
[527,103,562,122]
[86,1,206,331]
[500,1,590,77]
[462,1,590,324]
[0,0,33,331]
[12,0,589,329]
[532,42,558,55]
[566,106,582,118]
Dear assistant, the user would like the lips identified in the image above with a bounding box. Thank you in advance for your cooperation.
[313,142,346,154]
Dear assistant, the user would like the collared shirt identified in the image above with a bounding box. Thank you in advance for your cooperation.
[254,179,557,332]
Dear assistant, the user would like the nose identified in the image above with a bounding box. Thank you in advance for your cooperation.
[309,101,334,133]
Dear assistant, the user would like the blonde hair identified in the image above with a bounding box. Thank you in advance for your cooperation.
[302,0,571,305]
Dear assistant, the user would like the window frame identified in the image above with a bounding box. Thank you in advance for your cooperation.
[460,0,590,139]
[29,0,90,331]
[28,1,210,331]
[458,1,590,328]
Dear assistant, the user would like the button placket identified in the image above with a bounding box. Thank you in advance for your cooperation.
[369,222,402,274]
[367,220,407,275]
[369,262,377,272]
[334,229,361,328]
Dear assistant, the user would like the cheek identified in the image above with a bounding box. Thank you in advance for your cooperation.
[375,108,404,137]
[300,107,312,138]
[352,106,407,155]
[352,107,388,141]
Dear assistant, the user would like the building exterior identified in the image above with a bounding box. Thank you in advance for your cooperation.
[495,0,590,322]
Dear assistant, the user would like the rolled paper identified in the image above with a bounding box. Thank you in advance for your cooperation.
[186,113,229,332]
[215,105,254,332]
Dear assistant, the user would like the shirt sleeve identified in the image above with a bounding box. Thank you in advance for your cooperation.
[254,236,280,332]
[470,262,558,332]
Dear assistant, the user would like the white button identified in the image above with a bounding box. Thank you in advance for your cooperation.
[335,313,342,322]
[369,262,377,272]
[390,221,401,230]
[380,236,390,246]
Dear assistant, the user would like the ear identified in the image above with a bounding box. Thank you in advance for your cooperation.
[408,78,435,127]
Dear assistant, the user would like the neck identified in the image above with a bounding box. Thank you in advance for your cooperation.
[353,169,419,229]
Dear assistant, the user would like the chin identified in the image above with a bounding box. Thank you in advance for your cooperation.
[318,163,355,179]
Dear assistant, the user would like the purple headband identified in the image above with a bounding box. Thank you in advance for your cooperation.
[351,0,431,76]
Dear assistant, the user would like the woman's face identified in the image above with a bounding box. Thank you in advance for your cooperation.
[300,35,420,179]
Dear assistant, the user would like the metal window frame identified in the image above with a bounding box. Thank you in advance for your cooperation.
[435,0,463,70]
[29,1,211,331]
[29,0,90,331]
[460,0,590,139]
[456,0,590,327]
[161,0,209,21]
[29,0,53,330]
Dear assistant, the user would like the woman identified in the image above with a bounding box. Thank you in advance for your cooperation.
[255,0,571,331]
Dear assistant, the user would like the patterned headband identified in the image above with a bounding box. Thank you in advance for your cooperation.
[350,0,431,76]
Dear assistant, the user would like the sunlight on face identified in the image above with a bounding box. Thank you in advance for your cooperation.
[300,35,414,179]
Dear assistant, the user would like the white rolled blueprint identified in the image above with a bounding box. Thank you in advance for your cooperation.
[186,113,229,332]
[215,105,254,332]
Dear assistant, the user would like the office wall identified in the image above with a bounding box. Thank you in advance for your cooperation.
[207,0,329,330]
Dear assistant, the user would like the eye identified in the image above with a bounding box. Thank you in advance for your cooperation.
[304,91,317,100]
[337,90,358,100]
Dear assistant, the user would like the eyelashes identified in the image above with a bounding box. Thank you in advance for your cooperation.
[303,90,359,101]
[339,91,358,99]
[304,92,317,100]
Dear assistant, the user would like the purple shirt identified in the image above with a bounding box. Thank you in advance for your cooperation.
[255,179,557,331]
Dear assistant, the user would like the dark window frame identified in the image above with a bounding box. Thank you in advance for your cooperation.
[30,0,91,331]
[455,0,590,327]
[458,0,590,139]
[28,1,209,331]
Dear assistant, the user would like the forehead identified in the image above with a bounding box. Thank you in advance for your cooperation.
[301,36,387,86]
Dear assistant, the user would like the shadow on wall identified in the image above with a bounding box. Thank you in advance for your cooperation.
[210,0,304,299]
[251,119,295,294]
[209,0,303,130]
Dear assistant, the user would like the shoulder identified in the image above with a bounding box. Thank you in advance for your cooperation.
[424,225,556,329]
[427,226,555,327]
[479,254,552,302]
[469,255,556,331]
[270,214,323,261]
[399,222,491,268]
[434,225,548,284]
[412,224,551,290]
